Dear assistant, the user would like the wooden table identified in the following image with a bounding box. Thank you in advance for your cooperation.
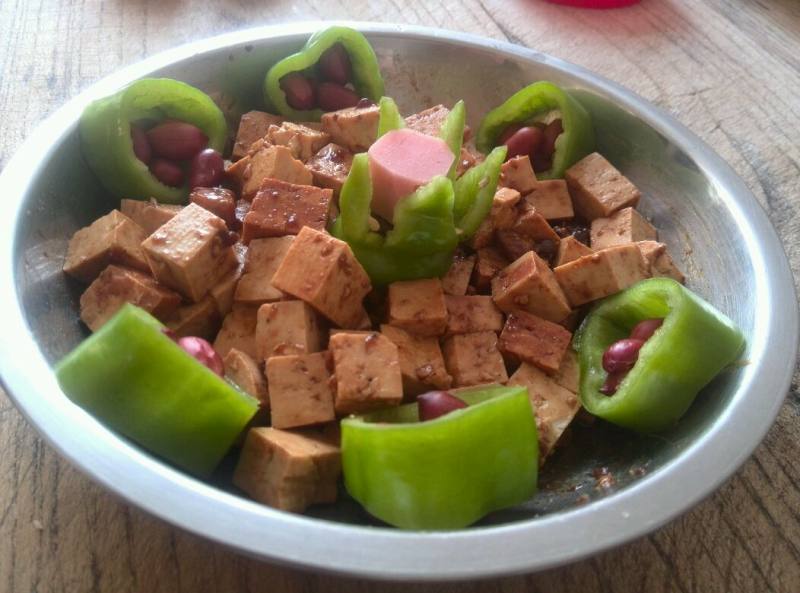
[1,1,799,591]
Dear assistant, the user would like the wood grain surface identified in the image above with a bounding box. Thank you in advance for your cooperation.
[1,1,799,591]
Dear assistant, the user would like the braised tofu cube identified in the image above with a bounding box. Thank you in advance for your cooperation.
[442,331,508,387]
[224,348,268,405]
[226,144,312,201]
[272,227,372,329]
[255,300,324,360]
[499,155,537,194]
[380,325,452,397]
[473,247,509,293]
[455,145,481,177]
[555,236,593,267]
[565,153,641,221]
[554,244,649,306]
[508,363,581,460]
[233,427,340,512]
[637,241,685,283]
[404,104,451,137]
[386,278,448,337]
[590,207,657,250]
[305,143,353,195]
[232,111,284,161]
[242,178,332,243]
[209,245,246,316]
[492,251,571,323]
[120,199,182,235]
[63,210,149,282]
[553,349,579,394]
[265,122,331,162]
[234,236,294,304]
[512,205,561,243]
[469,217,495,250]
[495,230,535,263]
[266,352,336,429]
[491,187,521,231]
[141,203,237,302]
[79,265,181,332]
[329,332,403,414]
[320,104,380,153]
[166,296,221,340]
[524,180,574,220]
[213,305,259,359]
[441,254,476,296]
[444,295,504,335]
[498,311,572,374]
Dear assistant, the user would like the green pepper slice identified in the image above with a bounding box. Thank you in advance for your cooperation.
[376,96,405,138]
[453,145,507,239]
[264,26,384,121]
[341,385,538,530]
[55,304,258,476]
[79,78,227,204]
[575,278,746,433]
[475,81,594,179]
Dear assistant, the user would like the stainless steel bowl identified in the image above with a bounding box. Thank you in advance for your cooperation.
[0,22,796,581]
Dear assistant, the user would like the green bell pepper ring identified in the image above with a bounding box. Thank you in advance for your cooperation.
[341,385,538,530]
[79,78,227,204]
[376,96,405,138]
[475,81,594,179]
[331,152,459,284]
[264,26,384,121]
[575,278,746,433]
[453,145,507,239]
[55,304,259,476]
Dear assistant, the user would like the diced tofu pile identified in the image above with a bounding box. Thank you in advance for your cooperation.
[64,103,685,514]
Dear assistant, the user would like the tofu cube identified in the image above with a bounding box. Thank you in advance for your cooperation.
[166,296,221,340]
[305,143,353,195]
[329,332,403,414]
[472,247,509,292]
[637,241,685,283]
[63,210,149,282]
[490,187,522,231]
[265,122,331,162]
[512,206,561,242]
[141,203,237,302]
[209,246,245,316]
[226,144,312,201]
[267,352,336,429]
[455,145,481,178]
[120,199,182,235]
[590,207,657,250]
[232,110,284,161]
[553,349,579,394]
[255,300,324,360]
[320,104,380,153]
[441,254,476,296]
[380,325,452,397]
[508,363,581,460]
[386,278,448,337]
[555,236,593,267]
[565,152,641,221]
[242,178,332,243]
[404,104,451,137]
[233,427,341,512]
[234,236,294,304]
[524,180,574,220]
[468,217,495,250]
[498,311,572,374]
[224,348,269,405]
[495,230,536,263]
[492,251,571,323]
[213,305,259,360]
[554,244,649,306]
[499,155,538,194]
[271,227,372,329]
[79,265,181,331]
[442,331,508,388]
[445,295,504,335]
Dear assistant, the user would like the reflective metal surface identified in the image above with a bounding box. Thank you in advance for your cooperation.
[0,23,796,580]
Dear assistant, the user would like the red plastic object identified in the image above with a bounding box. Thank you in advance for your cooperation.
[545,0,641,7]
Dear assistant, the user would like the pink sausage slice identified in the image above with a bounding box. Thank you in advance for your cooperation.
[367,129,455,222]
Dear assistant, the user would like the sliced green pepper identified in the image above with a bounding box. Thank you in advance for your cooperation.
[376,96,405,138]
[264,26,384,121]
[453,145,507,239]
[341,385,538,530]
[475,81,594,179]
[439,100,465,179]
[55,304,258,476]
[79,78,227,204]
[575,278,746,433]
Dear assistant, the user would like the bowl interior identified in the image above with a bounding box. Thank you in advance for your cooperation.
[14,31,758,528]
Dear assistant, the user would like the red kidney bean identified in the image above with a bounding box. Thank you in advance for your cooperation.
[317,82,361,111]
[318,43,352,85]
[189,186,237,227]
[497,124,523,146]
[540,118,563,158]
[147,121,208,160]
[418,390,468,421]
[187,148,224,189]
[630,318,664,342]
[532,153,552,173]
[600,371,626,395]
[280,72,316,110]
[602,338,644,374]
[149,158,185,187]
[177,336,224,377]
[130,125,152,164]
[502,126,544,160]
